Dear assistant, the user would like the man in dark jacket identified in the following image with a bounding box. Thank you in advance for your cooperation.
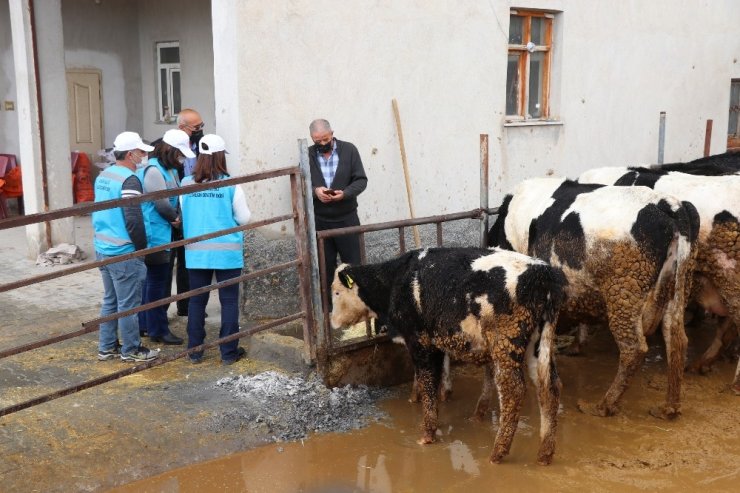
[308,119,368,294]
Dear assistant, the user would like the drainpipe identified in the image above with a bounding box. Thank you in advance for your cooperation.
[28,0,53,249]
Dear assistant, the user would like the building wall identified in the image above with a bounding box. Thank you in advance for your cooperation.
[138,0,215,142]
[0,0,19,158]
[62,0,144,147]
[214,0,740,233]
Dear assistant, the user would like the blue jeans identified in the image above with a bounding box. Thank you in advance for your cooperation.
[97,253,147,355]
[138,261,171,338]
[186,268,241,361]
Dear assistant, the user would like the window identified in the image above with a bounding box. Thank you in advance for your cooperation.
[505,10,553,120]
[156,41,181,122]
[728,80,740,151]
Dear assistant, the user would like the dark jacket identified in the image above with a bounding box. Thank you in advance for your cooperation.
[308,139,368,221]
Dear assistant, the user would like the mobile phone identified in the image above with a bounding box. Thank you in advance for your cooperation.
[325,189,336,195]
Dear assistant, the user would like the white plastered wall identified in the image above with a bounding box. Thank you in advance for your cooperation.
[0,0,20,159]
[213,0,740,238]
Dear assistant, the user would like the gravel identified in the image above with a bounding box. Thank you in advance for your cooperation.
[208,371,391,441]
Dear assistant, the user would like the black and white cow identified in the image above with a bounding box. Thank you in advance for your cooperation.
[579,167,740,395]
[658,151,740,175]
[330,247,567,465]
[488,177,698,418]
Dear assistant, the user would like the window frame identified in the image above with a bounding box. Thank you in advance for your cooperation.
[506,10,554,121]
[156,41,181,123]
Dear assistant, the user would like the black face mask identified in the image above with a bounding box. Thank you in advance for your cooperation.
[315,141,332,153]
[190,130,204,146]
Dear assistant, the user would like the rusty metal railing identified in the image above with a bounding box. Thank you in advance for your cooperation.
[0,165,317,417]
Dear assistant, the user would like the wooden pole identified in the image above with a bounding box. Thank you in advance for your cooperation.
[704,119,713,157]
[392,98,421,248]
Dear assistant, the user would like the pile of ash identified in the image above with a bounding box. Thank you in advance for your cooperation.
[208,371,391,441]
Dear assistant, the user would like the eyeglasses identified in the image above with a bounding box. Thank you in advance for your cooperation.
[188,122,205,131]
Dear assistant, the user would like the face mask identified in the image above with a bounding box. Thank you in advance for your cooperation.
[131,151,146,167]
[315,141,332,153]
[190,129,204,145]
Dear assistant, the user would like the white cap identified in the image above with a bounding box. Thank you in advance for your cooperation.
[113,131,154,152]
[162,129,195,158]
[198,134,228,155]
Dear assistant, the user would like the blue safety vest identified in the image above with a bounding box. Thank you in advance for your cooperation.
[181,175,243,269]
[92,165,137,256]
[137,158,179,249]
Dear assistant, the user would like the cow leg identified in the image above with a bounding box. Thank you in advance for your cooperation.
[438,353,452,402]
[563,323,589,356]
[687,317,733,374]
[578,301,647,417]
[490,362,526,464]
[472,363,494,421]
[534,321,561,465]
[650,294,688,420]
[415,351,445,445]
[408,371,420,403]
[409,354,450,403]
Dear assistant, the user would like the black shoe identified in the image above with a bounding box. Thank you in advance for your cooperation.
[140,329,148,337]
[222,347,246,366]
[149,333,184,345]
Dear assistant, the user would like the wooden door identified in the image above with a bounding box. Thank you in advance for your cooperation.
[66,70,103,165]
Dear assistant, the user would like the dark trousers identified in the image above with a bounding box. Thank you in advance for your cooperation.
[315,212,361,296]
[186,268,241,361]
[138,261,171,338]
[166,244,190,314]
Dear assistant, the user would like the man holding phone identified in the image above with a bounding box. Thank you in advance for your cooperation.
[308,119,368,297]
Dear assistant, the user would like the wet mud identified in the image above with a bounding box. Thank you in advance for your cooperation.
[114,324,740,493]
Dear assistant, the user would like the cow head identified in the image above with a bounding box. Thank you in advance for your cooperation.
[330,264,378,329]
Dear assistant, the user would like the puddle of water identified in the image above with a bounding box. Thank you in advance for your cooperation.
[112,328,740,493]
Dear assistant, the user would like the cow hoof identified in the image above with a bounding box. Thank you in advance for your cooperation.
[417,435,435,445]
[408,395,420,403]
[649,405,681,420]
[731,384,740,396]
[577,399,615,417]
[562,342,583,357]
[536,455,554,466]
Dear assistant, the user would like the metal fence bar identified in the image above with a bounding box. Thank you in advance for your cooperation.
[290,169,316,363]
[0,214,294,294]
[0,167,300,231]
[436,223,443,246]
[398,227,406,253]
[297,138,325,366]
[0,312,304,418]
[0,259,300,360]
[316,209,484,240]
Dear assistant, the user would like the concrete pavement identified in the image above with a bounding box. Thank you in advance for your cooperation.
[0,215,303,492]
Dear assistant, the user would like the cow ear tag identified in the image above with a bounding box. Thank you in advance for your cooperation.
[345,275,354,288]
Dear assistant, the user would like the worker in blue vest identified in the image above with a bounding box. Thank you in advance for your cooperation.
[93,131,159,362]
[180,134,251,364]
[136,129,194,345]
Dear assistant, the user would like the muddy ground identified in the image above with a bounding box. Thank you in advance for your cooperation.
[104,322,740,493]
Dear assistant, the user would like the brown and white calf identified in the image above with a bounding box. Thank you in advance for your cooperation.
[489,178,699,418]
[579,168,740,394]
[330,247,567,465]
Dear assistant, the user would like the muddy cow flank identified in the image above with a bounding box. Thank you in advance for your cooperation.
[579,168,740,395]
[488,177,698,418]
[330,247,567,465]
